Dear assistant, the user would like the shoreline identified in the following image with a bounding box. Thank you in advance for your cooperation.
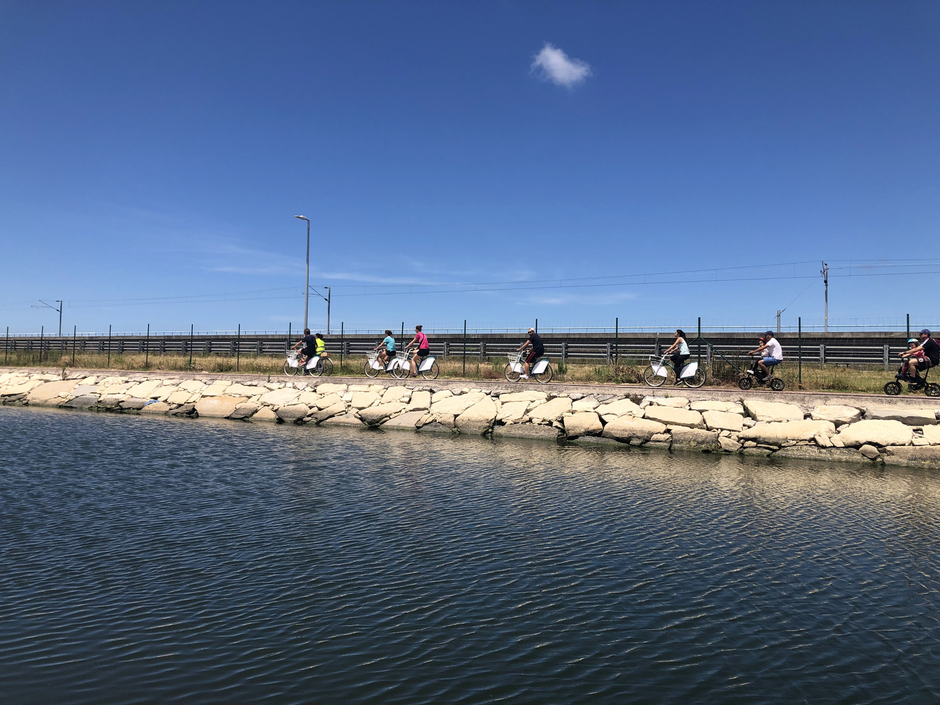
[3,366,940,469]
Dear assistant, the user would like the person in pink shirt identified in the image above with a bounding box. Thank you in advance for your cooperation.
[405,325,430,377]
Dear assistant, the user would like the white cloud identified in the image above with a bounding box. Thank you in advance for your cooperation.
[530,43,592,89]
[522,292,637,307]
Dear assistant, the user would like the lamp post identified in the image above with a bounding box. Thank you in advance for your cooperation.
[295,215,310,330]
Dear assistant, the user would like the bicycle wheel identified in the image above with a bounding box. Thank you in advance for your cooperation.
[643,365,668,387]
[533,363,553,384]
[926,383,940,397]
[738,376,753,391]
[365,359,381,378]
[505,362,522,383]
[284,360,299,376]
[314,358,333,377]
[684,367,707,388]
[770,378,785,392]
[391,361,409,379]
[883,381,901,396]
[421,361,440,380]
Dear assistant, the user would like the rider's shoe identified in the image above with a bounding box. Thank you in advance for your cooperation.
[520,374,529,380]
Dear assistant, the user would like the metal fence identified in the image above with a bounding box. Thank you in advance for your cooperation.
[0,328,917,371]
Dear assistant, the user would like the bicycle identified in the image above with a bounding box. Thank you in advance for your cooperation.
[642,354,706,388]
[284,350,333,377]
[737,355,784,391]
[404,347,440,379]
[504,352,553,384]
[364,350,410,379]
[884,363,940,397]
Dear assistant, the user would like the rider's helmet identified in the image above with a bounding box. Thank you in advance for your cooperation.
[908,338,919,344]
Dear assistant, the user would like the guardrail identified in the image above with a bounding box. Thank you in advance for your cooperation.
[0,330,916,371]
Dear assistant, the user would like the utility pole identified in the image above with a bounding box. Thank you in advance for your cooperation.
[309,286,331,334]
[34,300,63,336]
[821,262,829,333]
[295,215,311,330]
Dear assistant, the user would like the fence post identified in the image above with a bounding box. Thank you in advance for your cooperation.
[605,342,611,364]
[614,317,619,367]
[819,343,825,365]
[462,320,467,376]
[883,344,889,372]
[697,317,702,366]
[39,326,44,364]
[145,324,150,368]
[443,341,448,360]
[340,322,344,371]
[481,341,486,362]
[189,324,194,368]
[107,325,111,368]
[287,323,291,355]
[561,341,567,365]
[4,326,8,365]
[798,317,802,386]
[907,313,910,340]
[237,324,241,372]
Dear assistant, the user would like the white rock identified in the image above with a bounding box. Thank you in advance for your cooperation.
[564,412,603,438]
[837,420,913,447]
[690,401,745,414]
[921,426,940,444]
[359,402,409,425]
[381,387,411,404]
[811,405,863,426]
[195,396,241,418]
[527,397,573,423]
[743,400,804,422]
[866,408,939,426]
[739,420,836,445]
[126,379,163,399]
[595,398,644,418]
[350,391,381,409]
[643,406,704,428]
[455,396,499,435]
[572,397,599,411]
[315,383,347,395]
[499,391,549,404]
[408,390,432,410]
[644,397,690,409]
[200,380,232,397]
[497,401,530,423]
[259,388,302,407]
[431,392,486,416]
[702,410,744,432]
[602,417,667,442]
[431,390,453,403]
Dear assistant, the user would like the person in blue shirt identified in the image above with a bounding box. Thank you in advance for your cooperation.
[374,329,396,370]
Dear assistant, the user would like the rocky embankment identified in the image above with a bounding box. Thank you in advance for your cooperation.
[3,369,940,468]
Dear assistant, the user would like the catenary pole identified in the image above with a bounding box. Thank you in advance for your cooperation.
[295,215,310,330]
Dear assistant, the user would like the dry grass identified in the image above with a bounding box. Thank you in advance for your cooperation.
[0,351,906,394]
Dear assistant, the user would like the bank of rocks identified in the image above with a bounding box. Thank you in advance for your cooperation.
[2,371,940,469]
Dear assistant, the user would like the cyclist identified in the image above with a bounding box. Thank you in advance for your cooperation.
[374,330,396,370]
[900,329,940,384]
[663,329,690,385]
[747,330,783,383]
[312,332,328,368]
[405,325,430,377]
[515,328,544,381]
[291,328,317,368]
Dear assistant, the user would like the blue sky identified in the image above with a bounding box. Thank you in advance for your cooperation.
[2,1,939,335]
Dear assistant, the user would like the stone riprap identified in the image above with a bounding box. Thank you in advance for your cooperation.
[3,369,940,469]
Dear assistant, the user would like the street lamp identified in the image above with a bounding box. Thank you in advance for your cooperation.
[294,215,310,330]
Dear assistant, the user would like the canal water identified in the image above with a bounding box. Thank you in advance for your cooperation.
[1,407,939,704]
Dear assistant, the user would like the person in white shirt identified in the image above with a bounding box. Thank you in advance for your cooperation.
[748,330,783,382]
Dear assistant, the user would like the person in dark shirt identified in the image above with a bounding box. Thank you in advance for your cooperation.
[291,328,318,367]
[901,328,940,384]
[515,328,544,380]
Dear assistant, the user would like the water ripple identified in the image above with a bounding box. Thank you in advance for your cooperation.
[1,407,940,703]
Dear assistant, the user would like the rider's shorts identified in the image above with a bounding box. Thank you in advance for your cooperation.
[762,356,781,366]
[526,349,542,364]
[416,348,429,358]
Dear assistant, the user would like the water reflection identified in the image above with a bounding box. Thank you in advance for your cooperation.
[1,407,939,704]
